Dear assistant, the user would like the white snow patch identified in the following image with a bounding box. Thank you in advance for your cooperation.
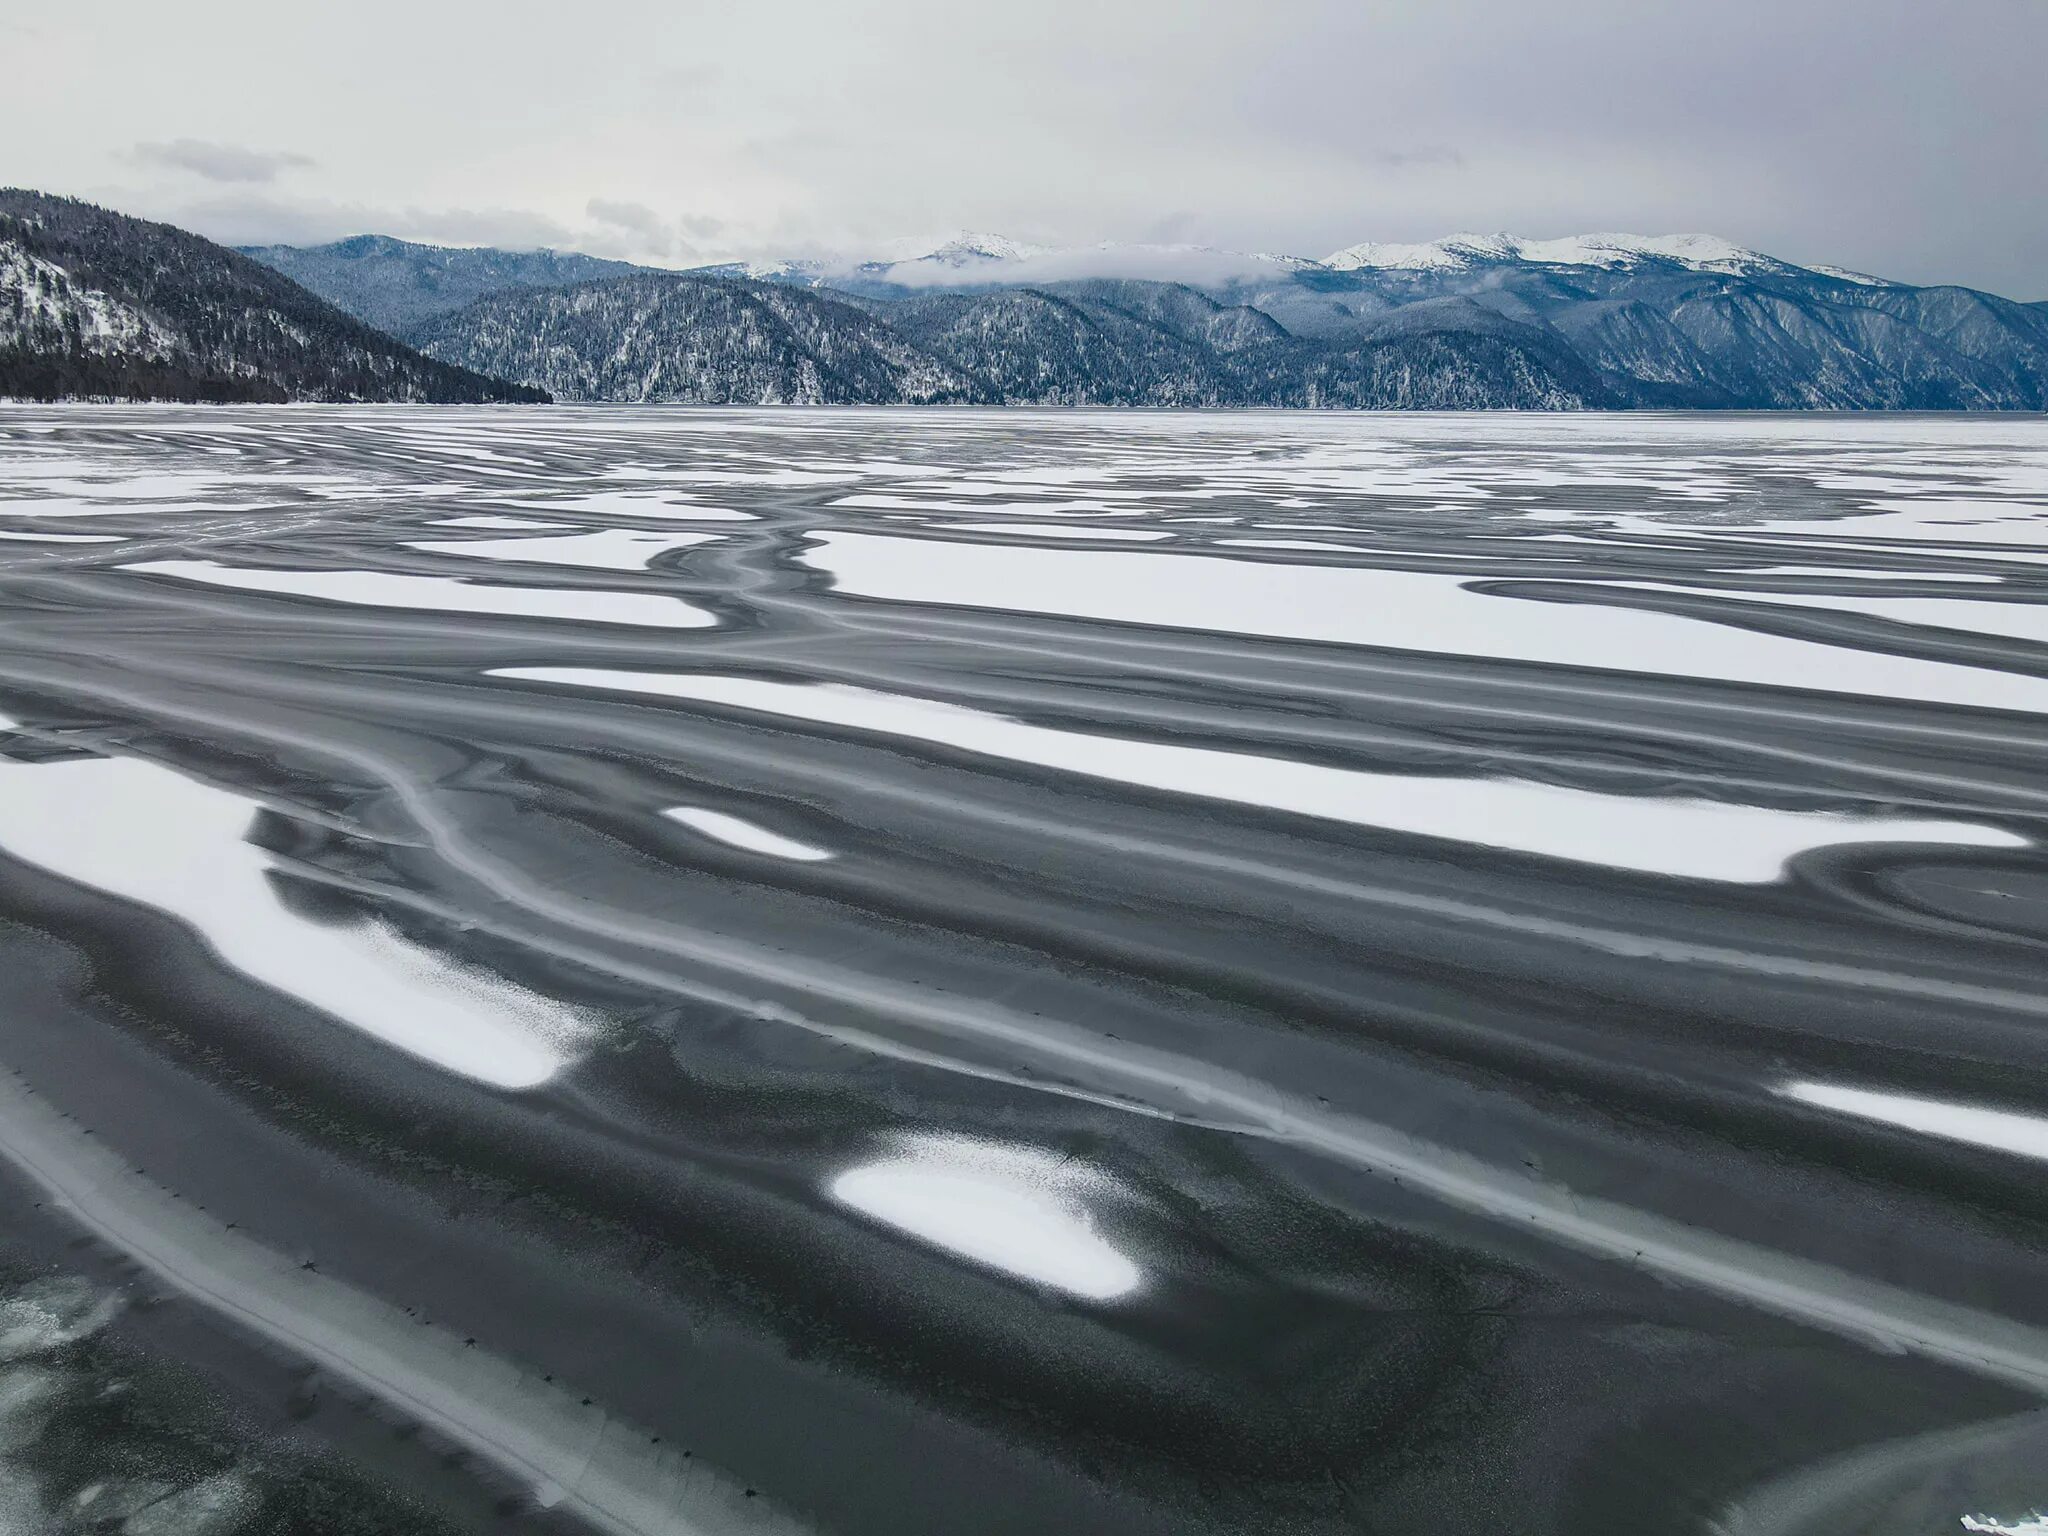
[1728,565,2002,584]
[830,1135,1140,1300]
[427,515,578,531]
[509,490,756,521]
[833,493,1125,516]
[493,669,2024,883]
[606,466,857,487]
[1217,537,1355,552]
[0,754,586,1087]
[664,807,835,862]
[1607,579,2048,648]
[1753,499,2048,556]
[1808,262,1895,287]
[0,470,235,502]
[938,522,1172,541]
[1321,231,1783,275]
[405,528,719,571]
[795,531,2048,717]
[1780,1083,2048,1164]
[120,560,715,629]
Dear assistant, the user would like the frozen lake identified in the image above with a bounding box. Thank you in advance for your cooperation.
[1,407,2045,1535]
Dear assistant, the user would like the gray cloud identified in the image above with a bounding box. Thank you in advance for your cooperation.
[587,198,674,247]
[148,192,586,253]
[6,0,2042,296]
[587,198,661,232]
[128,188,705,267]
[130,139,314,184]
[1368,146,1466,172]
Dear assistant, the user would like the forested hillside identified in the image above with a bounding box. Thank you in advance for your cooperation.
[1,191,545,403]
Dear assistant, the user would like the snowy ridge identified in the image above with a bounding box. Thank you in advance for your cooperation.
[694,229,1877,288]
[857,239,1308,289]
[242,207,2048,411]
[1805,262,1897,288]
[896,232,1055,267]
[727,257,830,281]
[1320,231,1797,276]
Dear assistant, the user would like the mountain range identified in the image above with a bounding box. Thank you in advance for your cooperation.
[5,188,2046,410]
[385,228,2048,409]
[0,191,545,404]
[238,235,642,336]
[264,227,2048,411]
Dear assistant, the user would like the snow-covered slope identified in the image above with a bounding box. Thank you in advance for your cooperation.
[237,214,2048,412]
[1321,232,1802,276]
[1804,262,1898,288]
[895,232,1054,268]
[701,230,1870,291]
[1,241,179,358]
[409,273,987,404]
[417,269,1613,409]
[1,190,545,403]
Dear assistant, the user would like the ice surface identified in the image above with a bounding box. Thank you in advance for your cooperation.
[1217,537,1355,552]
[1724,565,2002,583]
[1605,579,2048,647]
[830,1136,1140,1300]
[937,522,1173,541]
[833,493,1125,516]
[0,753,585,1087]
[507,490,756,521]
[122,559,715,629]
[494,669,2025,882]
[405,528,719,571]
[0,1072,796,1535]
[0,1277,122,1361]
[797,531,2048,717]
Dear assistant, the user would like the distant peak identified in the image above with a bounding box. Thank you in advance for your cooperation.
[885,232,1055,268]
[1320,231,1787,275]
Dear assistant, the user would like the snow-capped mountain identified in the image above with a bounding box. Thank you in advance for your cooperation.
[1803,262,1895,288]
[890,232,1054,268]
[684,236,1301,293]
[685,234,1056,289]
[701,230,1876,288]
[1319,231,1802,276]
[34,193,2042,412]
[405,230,2048,410]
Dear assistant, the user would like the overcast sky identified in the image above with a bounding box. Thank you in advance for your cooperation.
[5,0,2044,295]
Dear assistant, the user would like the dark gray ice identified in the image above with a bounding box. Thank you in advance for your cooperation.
[1,406,2045,1536]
